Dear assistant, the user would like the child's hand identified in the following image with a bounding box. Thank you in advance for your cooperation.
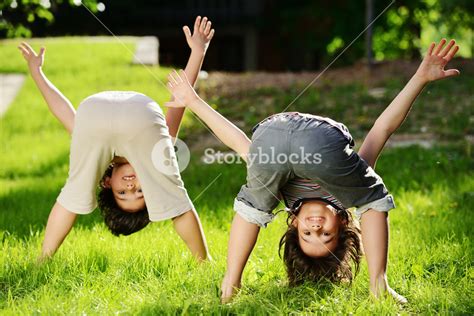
[18,42,45,70]
[183,16,215,54]
[165,70,200,108]
[415,39,460,83]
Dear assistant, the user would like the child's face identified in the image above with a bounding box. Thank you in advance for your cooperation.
[292,200,342,258]
[103,162,146,212]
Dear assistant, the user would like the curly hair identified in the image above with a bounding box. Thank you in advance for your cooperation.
[97,165,150,236]
[279,208,362,286]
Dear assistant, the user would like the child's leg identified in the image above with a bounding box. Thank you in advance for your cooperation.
[222,126,293,302]
[360,210,388,291]
[234,126,293,227]
[172,209,209,261]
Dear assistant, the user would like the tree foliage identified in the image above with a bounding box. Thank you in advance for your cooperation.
[1,0,472,61]
[373,0,473,60]
[0,0,97,38]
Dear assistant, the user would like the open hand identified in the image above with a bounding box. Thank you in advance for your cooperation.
[415,39,460,83]
[183,16,215,53]
[18,42,45,69]
[165,69,200,108]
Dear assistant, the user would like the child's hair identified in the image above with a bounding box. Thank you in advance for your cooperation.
[279,207,362,286]
[97,165,150,236]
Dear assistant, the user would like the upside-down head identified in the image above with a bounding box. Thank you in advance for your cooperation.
[279,199,362,285]
[98,163,150,236]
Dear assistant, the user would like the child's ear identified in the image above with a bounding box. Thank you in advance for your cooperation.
[100,176,111,189]
[340,216,348,226]
[290,214,298,228]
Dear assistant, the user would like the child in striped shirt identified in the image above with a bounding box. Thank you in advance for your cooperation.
[165,39,460,303]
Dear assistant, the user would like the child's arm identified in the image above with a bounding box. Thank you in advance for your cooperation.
[165,70,251,159]
[358,39,459,303]
[18,43,78,261]
[18,42,76,135]
[166,16,215,138]
[358,39,459,167]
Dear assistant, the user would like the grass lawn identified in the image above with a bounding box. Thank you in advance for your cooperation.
[1,38,473,315]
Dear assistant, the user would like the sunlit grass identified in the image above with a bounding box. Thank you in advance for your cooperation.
[0,38,473,314]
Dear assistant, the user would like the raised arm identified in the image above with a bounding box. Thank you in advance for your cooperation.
[166,16,215,138]
[18,42,76,135]
[358,39,460,168]
[166,70,251,159]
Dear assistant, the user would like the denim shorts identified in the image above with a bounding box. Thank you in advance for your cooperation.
[234,112,395,227]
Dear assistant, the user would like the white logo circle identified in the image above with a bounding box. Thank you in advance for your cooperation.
[151,137,190,175]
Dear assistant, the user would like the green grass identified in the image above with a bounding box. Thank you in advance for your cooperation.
[1,38,473,315]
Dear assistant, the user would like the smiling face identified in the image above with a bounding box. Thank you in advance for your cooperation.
[102,162,145,213]
[292,200,343,258]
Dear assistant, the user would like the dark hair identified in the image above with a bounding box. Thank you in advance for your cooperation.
[97,165,150,236]
[279,207,362,286]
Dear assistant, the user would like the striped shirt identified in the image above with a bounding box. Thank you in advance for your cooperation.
[280,177,345,211]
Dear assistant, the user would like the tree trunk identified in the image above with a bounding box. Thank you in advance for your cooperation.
[366,0,374,69]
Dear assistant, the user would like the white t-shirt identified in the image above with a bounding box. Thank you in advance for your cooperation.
[57,91,194,221]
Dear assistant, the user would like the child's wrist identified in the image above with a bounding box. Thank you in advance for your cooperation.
[412,72,430,85]
[190,47,206,57]
[187,95,203,110]
[28,65,42,74]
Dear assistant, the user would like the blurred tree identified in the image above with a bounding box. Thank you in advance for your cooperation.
[260,0,366,70]
[433,0,474,32]
[430,0,473,57]
[419,0,473,58]
[366,0,374,68]
[0,0,97,38]
[372,0,428,60]
[373,0,473,60]
[2,0,471,66]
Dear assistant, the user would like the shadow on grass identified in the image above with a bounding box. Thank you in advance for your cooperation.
[0,150,70,179]
[0,182,105,239]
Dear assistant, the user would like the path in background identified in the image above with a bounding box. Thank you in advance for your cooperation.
[0,74,25,117]
[132,36,159,66]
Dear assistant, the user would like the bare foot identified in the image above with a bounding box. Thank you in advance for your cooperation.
[220,276,241,304]
[387,286,408,304]
[370,279,408,304]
